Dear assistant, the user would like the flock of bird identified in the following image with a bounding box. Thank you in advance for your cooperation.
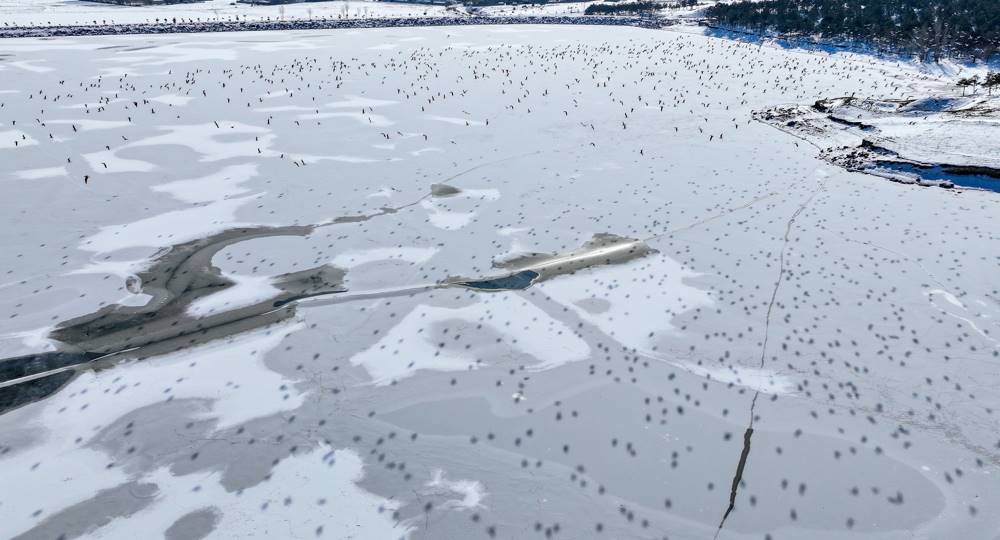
[1,26,997,540]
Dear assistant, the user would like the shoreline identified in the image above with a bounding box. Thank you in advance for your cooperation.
[0,14,672,39]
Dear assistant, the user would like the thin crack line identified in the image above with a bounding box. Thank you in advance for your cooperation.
[645,192,777,243]
[715,391,758,540]
[715,178,826,537]
[758,182,825,369]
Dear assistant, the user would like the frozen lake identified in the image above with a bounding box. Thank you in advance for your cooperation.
[0,24,998,540]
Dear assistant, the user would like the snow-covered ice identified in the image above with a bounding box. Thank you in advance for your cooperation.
[0,22,998,540]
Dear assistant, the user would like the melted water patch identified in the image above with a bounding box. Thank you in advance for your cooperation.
[458,270,540,291]
[0,351,99,413]
[872,161,1000,193]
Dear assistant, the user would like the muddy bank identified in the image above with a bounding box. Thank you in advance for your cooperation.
[49,225,345,355]
[0,221,655,413]
[429,183,463,197]
[453,233,656,291]
[0,225,347,413]
[0,174,473,403]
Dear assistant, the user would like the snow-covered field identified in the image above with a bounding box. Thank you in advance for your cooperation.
[1,23,999,540]
[0,0,453,27]
[472,2,596,17]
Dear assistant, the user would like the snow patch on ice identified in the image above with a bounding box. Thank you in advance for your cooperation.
[186,272,281,317]
[331,247,438,269]
[367,186,394,198]
[350,299,590,385]
[926,289,997,347]
[0,323,305,536]
[420,200,474,230]
[297,110,393,127]
[118,291,153,307]
[87,446,409,540]
[285,152,381,164]
[14,166,67,180]
[677,361,796,395]
[151,94,194,107]
[926,289,964,309]
[0,447,128,538]
[457,188,501,201]
[0,130,37,149]
[425,469,487,511]
[410,147,443,156]
[82,149,156,173]
[327,96,398,109]
[0,326,57,358]
[538,252,712,350]
[68,258,150,280]
[8,60,54,73]
[151,164,257,204]
[429,115,485,126]
[49,119,130,131]
[130,122,272,163]
[82,194,259,253]
[497,227,530,237]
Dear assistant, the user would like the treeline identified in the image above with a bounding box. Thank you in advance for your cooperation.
[705,0,1000,62]
[586,2,657,15]
[87,0,204,4]
[584,0,694,14]
[958,71,1000,95]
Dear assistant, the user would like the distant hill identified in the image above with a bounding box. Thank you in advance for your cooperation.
[87,0,205,5]
[705,0,1000,62]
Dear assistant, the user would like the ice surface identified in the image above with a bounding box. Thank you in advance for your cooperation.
[13,166,67,180]
[82,195,259,253]
[151,164,257,204]
[349,297,590,384]
[89,445,409,540]
[0,22,998,540]
[0,323,306,536]
[425,469,487,511]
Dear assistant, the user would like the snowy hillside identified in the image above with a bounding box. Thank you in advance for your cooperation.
[756,94,1000,190]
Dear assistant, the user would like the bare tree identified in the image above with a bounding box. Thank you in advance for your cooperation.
[957,76,973,96]
[985,71,1000,96]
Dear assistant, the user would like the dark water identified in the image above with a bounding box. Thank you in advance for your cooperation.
[0,352,99,413]
[0,351,99,385]
[874,161,1000,193]
[458,270,540,290]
